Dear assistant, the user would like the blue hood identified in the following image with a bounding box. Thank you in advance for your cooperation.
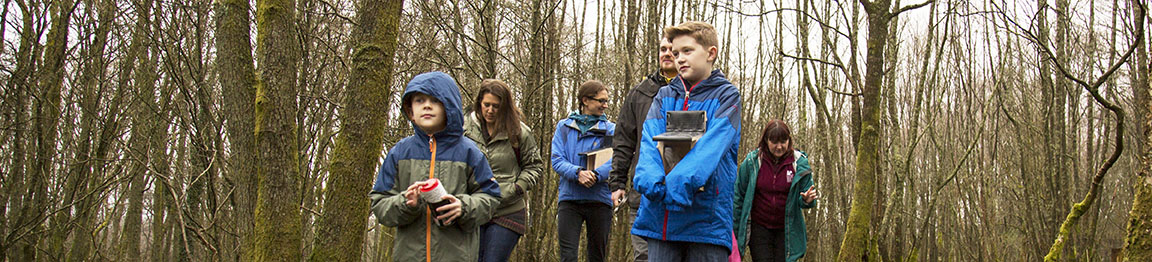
[402,72,465,145]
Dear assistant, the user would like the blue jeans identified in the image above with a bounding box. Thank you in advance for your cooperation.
[645,237,729,262]
[478,222,522,262]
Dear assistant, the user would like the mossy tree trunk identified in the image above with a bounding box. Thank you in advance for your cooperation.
[836,1,887,260]
[215,0,258,260]
[253,0,303,260]
[1038,3,1142,260]
[308,0,403,261]
[837,0,931,261]
[1124,1,1151,260]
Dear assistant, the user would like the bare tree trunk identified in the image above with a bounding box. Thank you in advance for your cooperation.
[309,0,403,261]
[66,1,117,260]
[253,0,303,260]
[117,0,156,259]
[475,0,498,78]
[2,1,38,259]
[20,0,75,259]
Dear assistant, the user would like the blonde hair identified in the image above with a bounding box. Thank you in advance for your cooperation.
[663,21,719,49]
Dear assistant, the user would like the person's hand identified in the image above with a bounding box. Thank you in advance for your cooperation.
[579,170,597,187]
[611,189,626,206]
[403,181,429,207]
[577,173,589,187]
[801,185,818,204]
[435,195,463,224]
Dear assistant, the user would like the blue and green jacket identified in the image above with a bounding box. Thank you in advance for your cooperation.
[369,72,501,262]
[734,149,815,262]
[631,69,742,250]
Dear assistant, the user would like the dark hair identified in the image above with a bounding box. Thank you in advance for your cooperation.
[473,79,523,146]
[576,80,609,110]
[758,120,793,162]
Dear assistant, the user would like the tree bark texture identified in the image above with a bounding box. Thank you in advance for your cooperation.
[309,0,403,261]
[253,0,304,260]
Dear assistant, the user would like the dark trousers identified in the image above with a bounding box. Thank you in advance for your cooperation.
[557,201,612,262]
[749,223,786,262]
[478,222,521,262]
[645,237,729,262]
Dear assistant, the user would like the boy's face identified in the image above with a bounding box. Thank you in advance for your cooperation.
[408,93,447,134]
[671,35,717,83]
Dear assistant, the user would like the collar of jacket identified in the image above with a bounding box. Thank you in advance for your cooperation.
[748,149,810,180]
[563,119,611,137]
[667,69,729,97]
[641,71,671,97]
[465,112,509,145]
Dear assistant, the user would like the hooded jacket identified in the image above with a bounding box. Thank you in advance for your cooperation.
[369,72,501,262]
[551,115,616,206]
[734,149,815,262]
[462,112,545,220]
[609,71,669,209]
[631,69,742,250]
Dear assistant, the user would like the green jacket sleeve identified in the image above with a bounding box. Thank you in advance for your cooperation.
[733,151,755,250]
[370,192,422,227]
[734,153,752,219]
[513,125,544,199]
[370,153,423,227]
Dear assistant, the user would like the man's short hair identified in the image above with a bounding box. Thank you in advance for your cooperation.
[663,21,719,49]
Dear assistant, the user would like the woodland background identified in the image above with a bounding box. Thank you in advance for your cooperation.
[0,0,1150,261]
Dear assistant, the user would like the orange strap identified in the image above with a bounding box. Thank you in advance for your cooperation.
[426,136,437,262]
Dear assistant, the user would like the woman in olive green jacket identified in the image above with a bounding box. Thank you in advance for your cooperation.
[463,79,546,262]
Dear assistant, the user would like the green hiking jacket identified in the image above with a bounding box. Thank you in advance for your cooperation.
[370,72,501,262]
[734,149,815,262]
[463,112,545,218]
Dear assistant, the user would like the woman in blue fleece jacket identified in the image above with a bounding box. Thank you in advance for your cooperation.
[551,80,615,262]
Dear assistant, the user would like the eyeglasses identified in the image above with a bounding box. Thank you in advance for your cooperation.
[587,97,609,104]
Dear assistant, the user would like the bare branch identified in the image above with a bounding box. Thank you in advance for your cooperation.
[781,51,862,96]
[711,2,853,40]
[893,0,934,16]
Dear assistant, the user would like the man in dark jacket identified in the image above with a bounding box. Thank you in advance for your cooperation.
[609,37,678,262]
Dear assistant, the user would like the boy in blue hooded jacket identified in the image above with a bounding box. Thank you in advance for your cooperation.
[370,72,502,262]
[631,21,743,262]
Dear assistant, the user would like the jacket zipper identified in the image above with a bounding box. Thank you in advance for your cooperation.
[426,136,437,262]
[668,77,701,241]
[663,209,669,241]
[680,77,701,111]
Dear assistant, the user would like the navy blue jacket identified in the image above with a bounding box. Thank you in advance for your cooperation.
[369,72,501,262]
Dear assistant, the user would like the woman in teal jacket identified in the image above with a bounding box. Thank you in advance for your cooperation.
[733,120,818,262]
